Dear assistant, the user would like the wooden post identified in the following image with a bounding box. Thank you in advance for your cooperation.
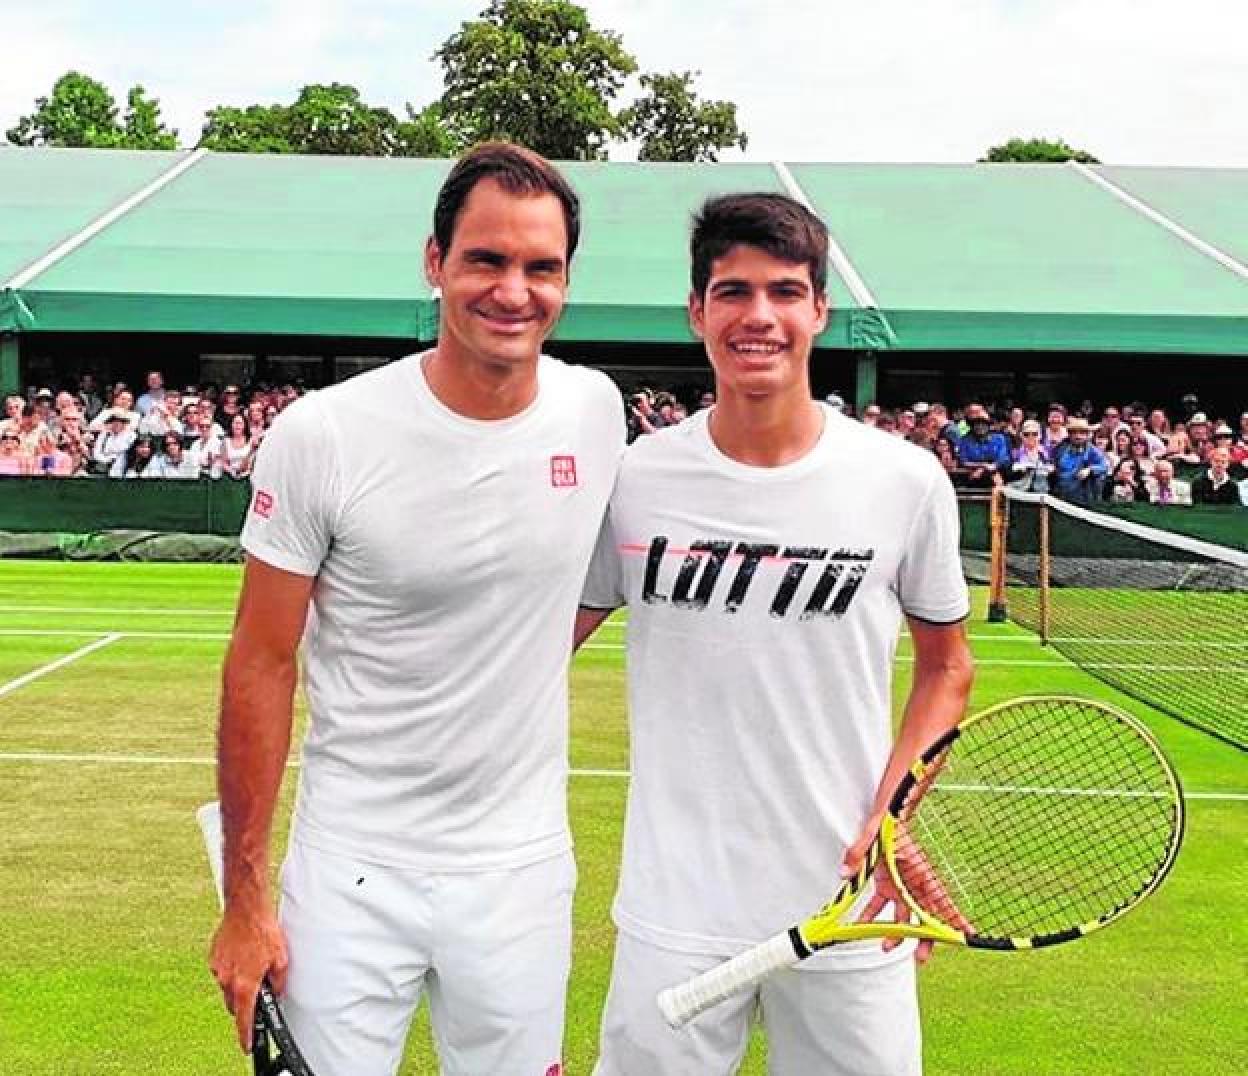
[987,486,1008,622]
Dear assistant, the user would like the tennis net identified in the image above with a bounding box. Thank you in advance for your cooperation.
[994,489,1248,750]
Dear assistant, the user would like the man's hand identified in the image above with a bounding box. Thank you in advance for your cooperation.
[841,816,935,963]
[210,906,289,1052]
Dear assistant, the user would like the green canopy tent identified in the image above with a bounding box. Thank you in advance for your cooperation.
[3,149,1247,401]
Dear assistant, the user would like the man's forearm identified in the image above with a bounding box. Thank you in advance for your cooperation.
[217,643,298,913]
[866,636,974,824]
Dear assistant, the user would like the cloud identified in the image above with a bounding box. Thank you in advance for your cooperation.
[2,0,1244,164]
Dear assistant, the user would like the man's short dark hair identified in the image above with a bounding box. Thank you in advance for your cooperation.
[690,193,828,298]
[433,141,581,261]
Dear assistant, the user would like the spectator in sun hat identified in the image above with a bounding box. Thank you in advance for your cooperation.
[91,410,136,476]
[1051,416,1108,503]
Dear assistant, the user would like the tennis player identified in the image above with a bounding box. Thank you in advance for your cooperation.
[209,143,625,1076]
[576,193,975,1074]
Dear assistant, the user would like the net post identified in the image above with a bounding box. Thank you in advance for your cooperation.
[987,486,1008,622]
[1038,497,1051,644]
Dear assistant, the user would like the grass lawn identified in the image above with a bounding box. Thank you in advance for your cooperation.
[0,561,1244,1073]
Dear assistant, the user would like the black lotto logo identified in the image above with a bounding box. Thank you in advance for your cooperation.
[641,538,874,618]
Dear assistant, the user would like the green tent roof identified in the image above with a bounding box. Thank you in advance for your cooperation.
[2,148,1246,353]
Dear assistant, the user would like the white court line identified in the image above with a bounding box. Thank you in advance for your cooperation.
[0,634,122,700]
[0,629,232,641]
[3,629,1242,673]
[0,604,233,616]
[0,751,1240,800]
[0,630,1180,670]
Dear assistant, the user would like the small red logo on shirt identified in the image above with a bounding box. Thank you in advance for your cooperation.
[253,489,275,518]
[545,1065,563,1076]
[550,455,578,488]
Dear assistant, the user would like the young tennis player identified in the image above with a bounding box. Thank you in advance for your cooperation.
[210,143,625,1076]
[576,193,975,1074]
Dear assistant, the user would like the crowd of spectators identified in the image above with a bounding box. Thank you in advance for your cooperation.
[852,394,1248,508]
[6,372,1247,511]
[0,371,302,480]
[625,384,1248,509]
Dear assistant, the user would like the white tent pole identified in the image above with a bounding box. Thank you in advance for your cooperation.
[4,148,210,291]
[771,161,880,310]
[1068,161,1248,283]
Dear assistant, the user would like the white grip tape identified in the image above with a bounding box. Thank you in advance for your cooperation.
[196,801,226,908]
[657,931,800,1029]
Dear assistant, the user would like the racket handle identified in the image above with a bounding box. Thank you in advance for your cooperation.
[657,931,802,1030]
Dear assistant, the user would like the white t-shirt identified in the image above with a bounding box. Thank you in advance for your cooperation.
[242,352,624,870]
[581,405,969,969]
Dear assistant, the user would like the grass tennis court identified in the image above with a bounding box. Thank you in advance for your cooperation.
[1,561,1245,1074]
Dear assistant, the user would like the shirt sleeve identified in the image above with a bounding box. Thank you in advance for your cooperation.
[240,395,337,578]
[897,466,971,624]
[580,508,625,610]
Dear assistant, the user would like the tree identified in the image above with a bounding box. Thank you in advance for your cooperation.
[622,71,747,162]
[122,86,178,150]
[395,103,458,158]
[199,104,295,154]
[981,137,1100,164]
[285,83,403,156]
[435,0,636,160]
[198,84,456,157]
[6,72,178,149]
[6,71,124,147]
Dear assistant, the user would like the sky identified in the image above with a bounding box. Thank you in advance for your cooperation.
[1,0,1245,166]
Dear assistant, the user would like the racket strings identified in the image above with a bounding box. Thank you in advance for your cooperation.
[896,698,1180,942]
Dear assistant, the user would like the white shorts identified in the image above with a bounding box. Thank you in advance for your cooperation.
[277,839,576,1076]
[594,933,922,1076]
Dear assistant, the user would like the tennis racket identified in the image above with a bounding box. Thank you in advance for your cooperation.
[657,696,1184,1029]
[197,802,316,1076]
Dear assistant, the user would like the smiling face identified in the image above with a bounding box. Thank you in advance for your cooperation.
[424,178,568,377]
[688,244,827,404]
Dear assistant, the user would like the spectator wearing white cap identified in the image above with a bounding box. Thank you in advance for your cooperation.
[1008,419,1052,492]
[1187,412,1213,464]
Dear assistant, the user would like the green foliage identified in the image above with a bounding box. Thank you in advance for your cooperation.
[435,0,637,160]
[622,70,748,163]
[395,102,459,158]
[981,137,1100,164]
[5,71,177,149]
[198,103,295,154]
[121,86,178,150]
[199,84,456,157]
[285,83,401,156]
